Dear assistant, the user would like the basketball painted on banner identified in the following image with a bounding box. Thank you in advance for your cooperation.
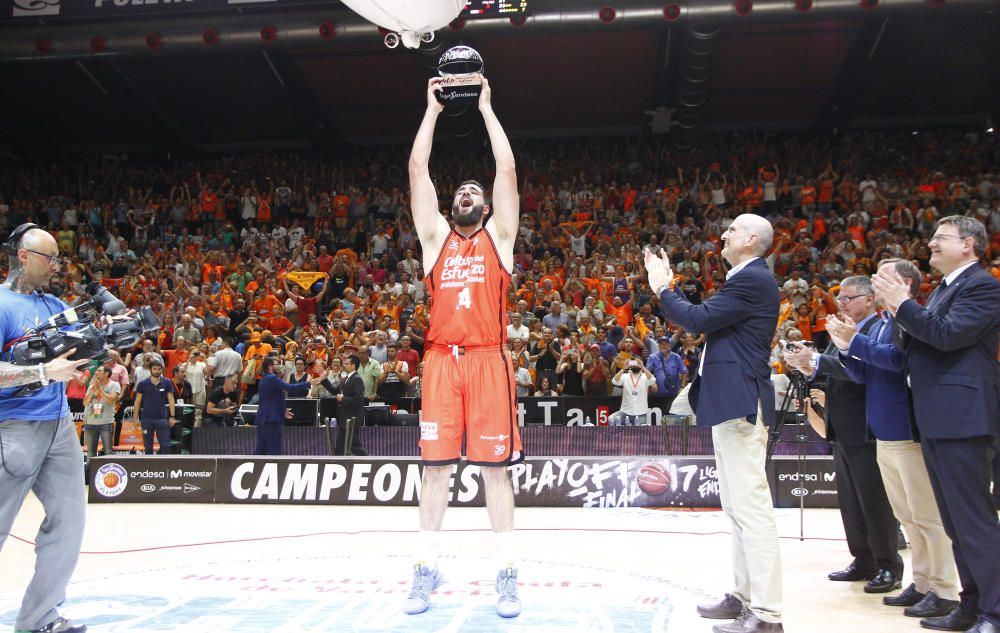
[636,462,672,495]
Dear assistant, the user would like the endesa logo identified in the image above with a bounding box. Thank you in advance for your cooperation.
[130,470,166,479]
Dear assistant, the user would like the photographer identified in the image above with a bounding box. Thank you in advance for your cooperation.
[0,224,92,633]
[609,358,657,426]
[555,347,584,396]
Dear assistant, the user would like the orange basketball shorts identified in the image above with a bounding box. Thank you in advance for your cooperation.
[419,345,523,466]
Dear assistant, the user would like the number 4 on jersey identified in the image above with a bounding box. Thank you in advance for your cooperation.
[456,287,473,310]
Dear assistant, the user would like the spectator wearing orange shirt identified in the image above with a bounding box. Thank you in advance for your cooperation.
[817,164,837,213]
[163,337,191,377]
[800,179,818,214]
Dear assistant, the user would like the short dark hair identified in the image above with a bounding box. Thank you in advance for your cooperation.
[345,354,360,369]
[878,258,922,296]
[260,357,277,374]
[937,215,987,258]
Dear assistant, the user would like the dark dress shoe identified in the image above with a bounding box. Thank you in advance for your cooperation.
[884,583,926,607]
[698,593,744,619]
[864,569,902,593]
[964,618,1000,633]
[919,606,978,631]
[828,562,877,582]
[905,592,960,618]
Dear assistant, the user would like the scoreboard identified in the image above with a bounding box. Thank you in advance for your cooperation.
[462,0,530,18]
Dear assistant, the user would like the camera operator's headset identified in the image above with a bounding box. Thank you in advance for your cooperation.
[0,223,71,480]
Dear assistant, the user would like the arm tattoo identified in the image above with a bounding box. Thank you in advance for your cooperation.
[0,362,44,388]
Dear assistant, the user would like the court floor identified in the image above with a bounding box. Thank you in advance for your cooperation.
[1,494,937,632]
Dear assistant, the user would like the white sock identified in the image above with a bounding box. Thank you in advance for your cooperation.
[415,529,441,570]
[494,531,517,571]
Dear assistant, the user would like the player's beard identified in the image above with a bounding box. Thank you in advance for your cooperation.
[452,200,485,227]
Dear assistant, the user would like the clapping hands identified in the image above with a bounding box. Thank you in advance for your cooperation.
[824,314,856,351]
[872,266,910,315]
[643,247,674,294]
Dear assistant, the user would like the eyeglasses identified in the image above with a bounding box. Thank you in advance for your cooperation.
[835,293,872,304]
[25,249,62,266]
[929,233,968,243]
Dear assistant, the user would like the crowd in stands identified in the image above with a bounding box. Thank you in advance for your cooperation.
[1,128,998,425]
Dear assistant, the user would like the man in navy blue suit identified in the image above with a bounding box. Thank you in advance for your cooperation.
[874,216,1000,633]
[828,259,958,619]
[255,356,313,455]
[645,214,783,633]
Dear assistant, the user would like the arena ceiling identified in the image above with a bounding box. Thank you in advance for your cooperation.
[0,2,997,156]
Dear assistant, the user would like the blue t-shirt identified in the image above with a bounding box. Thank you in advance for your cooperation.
[135,378,176,421]
[0,286,72,421]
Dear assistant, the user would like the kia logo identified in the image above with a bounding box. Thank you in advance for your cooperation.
[791,487,809,497]
[140,484,156,493]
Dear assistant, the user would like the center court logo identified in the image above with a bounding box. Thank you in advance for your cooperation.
[93,463,128,498]
[19,556,707,632]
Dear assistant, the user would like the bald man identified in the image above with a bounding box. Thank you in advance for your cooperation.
[646,214,784,633]
[0,224,92,633]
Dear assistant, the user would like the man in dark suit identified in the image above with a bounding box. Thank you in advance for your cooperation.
[326,354,368,456]
[254,356,312,455]
[829,259,958,618]
[645,213,783,633]
[874,216,1000,633]
[785,275,901,594]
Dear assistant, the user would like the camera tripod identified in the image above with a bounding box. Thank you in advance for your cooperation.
[766,371,825,541]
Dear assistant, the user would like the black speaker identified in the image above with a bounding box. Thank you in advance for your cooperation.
[286,398,319,426]
[363,405,390,426]
[390,413,419,427]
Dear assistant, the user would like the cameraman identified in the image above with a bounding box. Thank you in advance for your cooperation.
[609,358,657,426]
[0,224,92,633]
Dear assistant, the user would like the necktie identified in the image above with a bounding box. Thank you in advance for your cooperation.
[927,279,948,310]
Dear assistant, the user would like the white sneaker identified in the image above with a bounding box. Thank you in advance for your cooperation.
[495,567,522,618]
[403,564,442,615]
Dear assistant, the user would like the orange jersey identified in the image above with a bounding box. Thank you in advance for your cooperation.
[426,229,511,348]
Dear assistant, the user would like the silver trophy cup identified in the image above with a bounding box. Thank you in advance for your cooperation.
[437,45,484,106]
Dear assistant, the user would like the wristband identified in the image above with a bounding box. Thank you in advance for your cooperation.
[38,364,50,386]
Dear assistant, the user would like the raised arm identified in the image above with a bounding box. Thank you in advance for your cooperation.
[479,77,519,249]
[408,78,450,269]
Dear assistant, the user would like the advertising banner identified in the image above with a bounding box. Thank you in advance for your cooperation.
[90,455,724,508]
[89,456,217,503]
[768,456,839,508]
[90,455,836,508]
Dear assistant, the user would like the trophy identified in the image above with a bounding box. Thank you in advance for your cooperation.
[436,45,484,106]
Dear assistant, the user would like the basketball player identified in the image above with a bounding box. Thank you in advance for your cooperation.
[404,75,523,618]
